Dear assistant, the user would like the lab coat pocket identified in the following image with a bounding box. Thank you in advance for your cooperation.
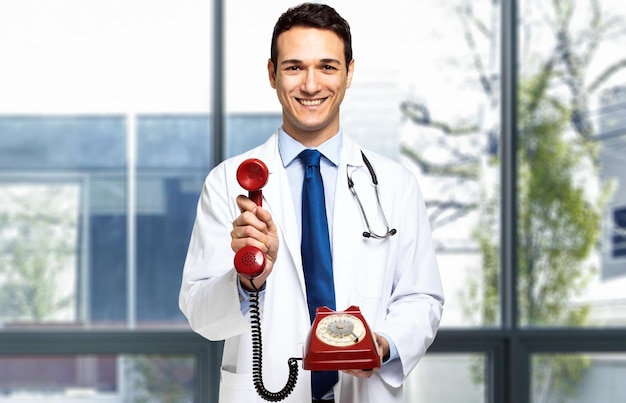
[219,367,255,402]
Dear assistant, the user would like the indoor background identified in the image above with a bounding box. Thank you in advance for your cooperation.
[0,0,625,402]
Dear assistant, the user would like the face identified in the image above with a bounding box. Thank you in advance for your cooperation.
[268,26,354,146]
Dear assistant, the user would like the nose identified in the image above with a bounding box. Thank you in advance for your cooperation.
[301,68,321,94]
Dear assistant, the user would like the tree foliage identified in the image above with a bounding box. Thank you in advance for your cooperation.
[124,355,194,403]
[0,185,78,323]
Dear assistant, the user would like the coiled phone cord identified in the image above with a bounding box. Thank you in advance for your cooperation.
[248,280,301,401]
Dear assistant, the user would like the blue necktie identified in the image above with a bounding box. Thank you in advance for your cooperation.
[299,149,338,400]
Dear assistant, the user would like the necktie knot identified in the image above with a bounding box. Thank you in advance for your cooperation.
[299,149,321,168]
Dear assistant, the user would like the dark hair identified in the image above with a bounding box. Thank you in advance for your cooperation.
[270,3,352,72]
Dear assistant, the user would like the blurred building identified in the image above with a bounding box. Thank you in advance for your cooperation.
[599,85,626,280]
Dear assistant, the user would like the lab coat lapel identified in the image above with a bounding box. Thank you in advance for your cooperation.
[332,137,366,312]
[254,134,307,297]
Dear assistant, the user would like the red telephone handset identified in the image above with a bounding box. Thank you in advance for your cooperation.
[234,158,269,279]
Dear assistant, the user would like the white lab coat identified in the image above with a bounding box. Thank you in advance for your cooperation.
[179,132,444,403]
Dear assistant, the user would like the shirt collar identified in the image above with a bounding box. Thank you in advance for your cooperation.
[278,127,343,168]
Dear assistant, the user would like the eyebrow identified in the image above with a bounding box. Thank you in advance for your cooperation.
[280,58,342,66]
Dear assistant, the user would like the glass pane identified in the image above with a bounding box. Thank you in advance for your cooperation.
[404,354,486,402]
[135,115,211,326]
[517,0,626,327]
[0,117,127,328]
[225,0,501,328]
[0,1,212,114]
[532,353,626,403]
[0,354,195,402]
[0,183,80,324]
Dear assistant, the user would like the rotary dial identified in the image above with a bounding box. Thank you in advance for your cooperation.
[315,313,367,347]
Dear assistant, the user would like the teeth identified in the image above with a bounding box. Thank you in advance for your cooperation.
[299,99,322,106]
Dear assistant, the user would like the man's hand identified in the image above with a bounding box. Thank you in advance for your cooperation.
[231,195,279,290]
[340,333,390,379]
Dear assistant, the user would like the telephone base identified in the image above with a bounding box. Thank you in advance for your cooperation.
[303,306,381,371]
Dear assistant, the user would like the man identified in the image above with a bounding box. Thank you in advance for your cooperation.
[179,3,444,402]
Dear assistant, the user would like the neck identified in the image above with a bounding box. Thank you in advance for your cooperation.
[283,126,339,148]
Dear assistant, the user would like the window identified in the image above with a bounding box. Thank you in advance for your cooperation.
[0,116,210,328]
[404,354,487,402]
[531,353,626,403]
[0,1,216,401]
[517,0,626,329]
[0,354,195,401]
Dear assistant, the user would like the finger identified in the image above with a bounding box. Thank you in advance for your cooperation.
[374,333,389,364]
[254,205,277,233]
[236,194,259,213]
[231,237,269,254]
[233,211,270,238]
[233,209,263,228]
[340,369,374,379]
[231,229,269,252]
[231,222,268,244]
[231,214,271,254]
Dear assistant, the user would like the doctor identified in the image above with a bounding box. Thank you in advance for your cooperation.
[179,3,444,402]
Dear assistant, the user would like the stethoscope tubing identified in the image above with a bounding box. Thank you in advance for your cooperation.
[347,151,397,239]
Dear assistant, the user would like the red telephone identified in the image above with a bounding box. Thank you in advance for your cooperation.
[304,306,381,371]
[233,159,380,401]
[234,158,300,402]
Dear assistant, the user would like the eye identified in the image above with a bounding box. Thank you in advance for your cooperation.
[286,65,301,71]
[322,65,337,71]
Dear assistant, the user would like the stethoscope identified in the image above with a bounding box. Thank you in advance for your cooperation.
[347,150,397,239]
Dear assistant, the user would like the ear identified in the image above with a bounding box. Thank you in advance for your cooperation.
[268,59,277,89]
[346,59,355,88]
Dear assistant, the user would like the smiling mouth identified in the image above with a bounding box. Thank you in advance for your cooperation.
[297,98,326,106]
